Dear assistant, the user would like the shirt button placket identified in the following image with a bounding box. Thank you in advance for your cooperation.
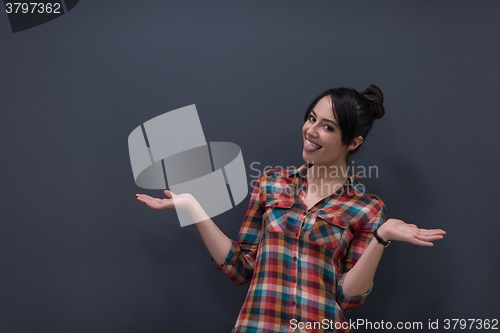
[295,211,307,238]
[291,210,307,315]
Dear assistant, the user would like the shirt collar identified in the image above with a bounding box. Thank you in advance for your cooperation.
[288,163,311,178]
[288,163,364,193]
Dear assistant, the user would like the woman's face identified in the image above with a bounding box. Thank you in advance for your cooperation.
[302,95,351,167]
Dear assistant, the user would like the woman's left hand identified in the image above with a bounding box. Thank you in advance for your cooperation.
[377,219,446,246]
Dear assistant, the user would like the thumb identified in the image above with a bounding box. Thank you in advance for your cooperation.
[164,189,175,197]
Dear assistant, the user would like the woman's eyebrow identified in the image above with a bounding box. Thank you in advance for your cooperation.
[311,110,338,128]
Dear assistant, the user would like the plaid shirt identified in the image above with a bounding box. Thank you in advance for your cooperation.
[214,163,386,333]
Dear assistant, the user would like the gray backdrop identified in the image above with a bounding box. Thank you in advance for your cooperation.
[1,1,499,332]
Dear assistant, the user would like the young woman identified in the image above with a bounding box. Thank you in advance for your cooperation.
[135,85,446,333]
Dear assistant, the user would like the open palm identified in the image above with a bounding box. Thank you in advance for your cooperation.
[135,190,191,211]
[381,219,446,246]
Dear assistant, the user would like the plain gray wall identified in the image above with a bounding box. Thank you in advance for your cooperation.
[1,1,499,332]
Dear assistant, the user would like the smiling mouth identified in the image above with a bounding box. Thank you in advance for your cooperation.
[306,139,322,148]
[304,138,322,152]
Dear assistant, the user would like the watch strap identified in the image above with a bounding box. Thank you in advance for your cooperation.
[374,229,391,247]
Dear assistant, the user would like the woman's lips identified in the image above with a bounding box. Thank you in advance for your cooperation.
[304,138,322,152]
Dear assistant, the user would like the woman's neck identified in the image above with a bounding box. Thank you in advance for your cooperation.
[306,163,349,197]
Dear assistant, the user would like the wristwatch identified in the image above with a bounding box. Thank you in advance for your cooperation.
[373,229,391,247]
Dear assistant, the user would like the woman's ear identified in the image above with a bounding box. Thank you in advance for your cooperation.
[348,136,364,151]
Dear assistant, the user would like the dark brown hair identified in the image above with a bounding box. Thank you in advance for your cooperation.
[303,84,385,159]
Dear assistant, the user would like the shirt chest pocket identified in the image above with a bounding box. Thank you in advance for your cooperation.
[262,199,294,233]
[308,213,349,250]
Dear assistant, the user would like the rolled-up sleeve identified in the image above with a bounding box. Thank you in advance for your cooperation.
[212,172,266,285]
[336,202,387,311]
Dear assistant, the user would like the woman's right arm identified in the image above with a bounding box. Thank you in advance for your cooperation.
[194,220,232,265]
[136,173,266,285]
[135,190,232,265]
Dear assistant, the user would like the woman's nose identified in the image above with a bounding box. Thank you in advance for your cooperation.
[306,124,319,137]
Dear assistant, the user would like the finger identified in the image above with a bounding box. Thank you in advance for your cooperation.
[138,194,159,201]
[416,234,444,242]
[418,228,446,232]
[136,195,147,202]
[136,195,153,205]
[142,196,162,208]
[139,195,164,208]
[410,238,435,247]
[136,195,167,211]
[136,195,149,203]
[135,194,149,200]
[418,229,447,236]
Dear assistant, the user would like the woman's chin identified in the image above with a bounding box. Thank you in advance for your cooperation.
[302,150,315,164]
[302,150,308,161]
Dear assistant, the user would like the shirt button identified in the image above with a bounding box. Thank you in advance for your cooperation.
[291,300,297,306]
[292,256,298,261]
[302,211,307,215]
[295,232,299,238]
[291,278,297,283]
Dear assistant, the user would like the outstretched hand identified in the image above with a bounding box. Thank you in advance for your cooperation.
[135,190,193,211]
[377,219,446,247]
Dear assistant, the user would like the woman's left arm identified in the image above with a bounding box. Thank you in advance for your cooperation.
[341,219,446,297]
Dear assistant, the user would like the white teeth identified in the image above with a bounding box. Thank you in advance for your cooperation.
[306,139,321,148]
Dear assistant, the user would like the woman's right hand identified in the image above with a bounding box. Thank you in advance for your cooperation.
[135,190,194,211]
[137,190,230,263]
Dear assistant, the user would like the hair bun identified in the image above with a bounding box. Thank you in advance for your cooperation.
[361,84,385,119]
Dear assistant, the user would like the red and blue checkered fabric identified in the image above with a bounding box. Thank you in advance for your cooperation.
[214,164,386,332]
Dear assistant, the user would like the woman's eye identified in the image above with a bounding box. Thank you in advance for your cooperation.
[308,115,315,122]
[324,125,333,131]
